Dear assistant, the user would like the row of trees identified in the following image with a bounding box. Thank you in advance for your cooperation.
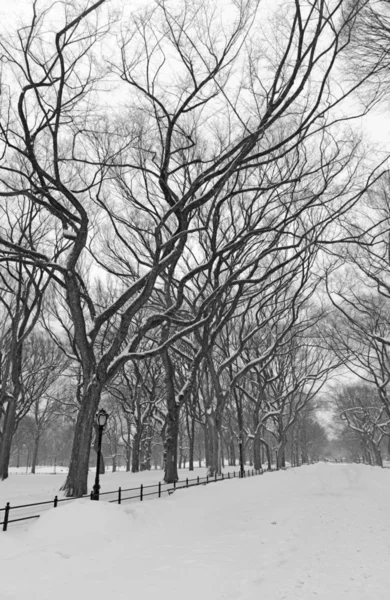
[0,0,389,495]
[8,365,330,474]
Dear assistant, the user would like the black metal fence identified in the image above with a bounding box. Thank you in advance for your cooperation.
[1,467,277,532]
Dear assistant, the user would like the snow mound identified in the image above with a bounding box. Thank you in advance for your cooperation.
[28,499,134,555]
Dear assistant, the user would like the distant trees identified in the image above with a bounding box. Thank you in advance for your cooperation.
[0,332,67,478]
[0,198,55,479]
[333,383,390,465]
[326,176,390,434]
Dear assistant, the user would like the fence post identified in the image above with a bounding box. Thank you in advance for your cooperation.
[215,472,217,482]
[3,503,10,532]
[207,475,209,483]
[228,472,230,479]
[222,473,224,480]
[54,496,58,508]
[252,469,254,476]
[90,491,93,500]
[118,487,122,505]
[197,476,199,485]
[186,478,188,488]
[234,471,235,478]
[174,480,176,490]
[140,484,143,502]
[158,482,161,498]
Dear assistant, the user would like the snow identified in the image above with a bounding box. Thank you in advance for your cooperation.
[2,463,390,599]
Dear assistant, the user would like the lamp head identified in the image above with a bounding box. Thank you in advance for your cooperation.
[96,408,109,428]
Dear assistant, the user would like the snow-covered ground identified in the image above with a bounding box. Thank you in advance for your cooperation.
[1,463,390,599]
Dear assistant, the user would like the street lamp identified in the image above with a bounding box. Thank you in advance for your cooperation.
[238,438,245,478]
[91,408,109,500]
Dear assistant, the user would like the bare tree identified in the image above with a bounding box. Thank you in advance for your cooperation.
[336,384,389,466]
[0,199,53,479]
[0,0,384,495]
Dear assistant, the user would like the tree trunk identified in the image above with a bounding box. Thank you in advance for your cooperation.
[371,441,383,467]
[220,434,225,468]
[0,344,23,481]
[162,344,180,483]
[126,428,131,471]
[277,440,286,469]
[188,414,195,471]
[253,428,262,471]
[229,438,235,466]
[178,431,183,470]
[301,445,309,465]
[163,403,180,483]
[277,422,287,468]
[132,431,141,472]
[206,412,221,476]
[204,423,210,468]
[0,397,17,480]
[260,439,271,471]
[363,442,371,465]
[248,439,253,466]
[31,435,40,474]
[60,381,101,497]
[234,388,245,470]
[144,423,152,470]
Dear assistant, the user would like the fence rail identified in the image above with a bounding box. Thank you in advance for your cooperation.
[1,467,277,532]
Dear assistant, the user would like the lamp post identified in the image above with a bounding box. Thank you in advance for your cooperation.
[91,408,109,500]
[238,438,245,478]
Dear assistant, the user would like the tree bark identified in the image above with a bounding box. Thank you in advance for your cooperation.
[277,417,287,469]
[0,342,23,480]
[132,431,141,472]
[0,397,17,480]
[229,438,235,466]
[277,436,287,469]
[31,435,40,474]
[371,441,383,467]
[126,428,131,471]
[204,423,210,468]
[260,439,271,471]
[60,381,101,497]
[162,344,180,483]
[187,410,195,471]
[164,402,180,483]
[206,412,221,476]
[253,429,262,471]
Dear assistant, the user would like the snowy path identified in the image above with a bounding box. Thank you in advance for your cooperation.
[1,463,390,599]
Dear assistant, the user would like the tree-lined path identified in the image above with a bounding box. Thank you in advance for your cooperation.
[2,463,390,599]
